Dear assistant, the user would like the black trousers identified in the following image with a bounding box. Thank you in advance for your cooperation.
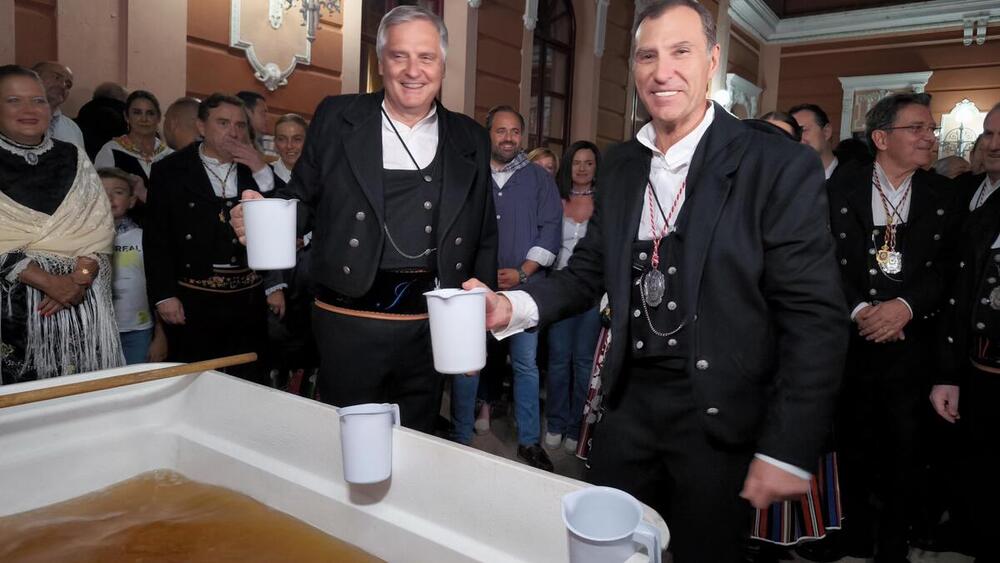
[312,305,444,434]
[962,366,1000,560]
[837,332,927,559]
[165,283,268,384]
[586,360,753,563]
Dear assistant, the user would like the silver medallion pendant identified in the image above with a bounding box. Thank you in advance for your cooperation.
[990,286,1000,310]
[879,251,903,275]
[643,268,666,307]
[25,152,38,165]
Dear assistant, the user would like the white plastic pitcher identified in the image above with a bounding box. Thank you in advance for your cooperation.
[423,288,488,374]
[337,403,400,484]
[242,198,298,270]
[562,487,665,563]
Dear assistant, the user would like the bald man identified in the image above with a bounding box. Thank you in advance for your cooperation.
[162,96,201,151]
[32,61,85,151]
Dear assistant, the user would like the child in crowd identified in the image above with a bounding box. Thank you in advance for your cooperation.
[99,167,167,364]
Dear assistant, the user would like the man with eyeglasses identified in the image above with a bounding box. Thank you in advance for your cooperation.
[827,92,962,561]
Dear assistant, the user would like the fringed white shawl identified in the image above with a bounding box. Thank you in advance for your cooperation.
[0,147,124,383]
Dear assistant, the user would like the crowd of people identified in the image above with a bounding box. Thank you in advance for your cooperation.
[1,0,998,561]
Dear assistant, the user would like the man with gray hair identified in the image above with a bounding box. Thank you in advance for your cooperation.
[465,0,846,559]
[32,61,85,151]
[232,5,497,434]
[827,92,961,561]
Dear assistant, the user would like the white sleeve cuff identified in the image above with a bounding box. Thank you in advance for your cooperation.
[253,166,275,193]
[265,283,288,296]
[754,453,812,480]
[850,302,870,321]
[526,247,556,268]
[491,290,540,340]
[896,297,914,319]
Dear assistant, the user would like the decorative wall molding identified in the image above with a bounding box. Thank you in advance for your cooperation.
[467,0,482,7]
[730,0,1000,44]
[837,71,933,140]
[594,0,610,57]
[524,0,539,31]
[714,73,763,119]
[231,0,312,91]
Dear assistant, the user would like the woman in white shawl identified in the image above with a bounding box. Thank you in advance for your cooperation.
[0,65,123,384]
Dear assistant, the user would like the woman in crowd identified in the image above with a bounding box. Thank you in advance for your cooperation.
[94,90,172,199]
[0,65,122,384]
[543,141,602,454]
[527,146,559,176]
[266,113,316,396]
[271,113,307,183]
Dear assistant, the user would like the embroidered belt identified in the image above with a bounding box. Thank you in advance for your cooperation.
[314,270,437,316]
[178,268,262,293]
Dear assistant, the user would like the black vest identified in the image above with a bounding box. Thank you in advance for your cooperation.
[628,235,689,363]
[971,247,1000,366]
[379,151,442,271]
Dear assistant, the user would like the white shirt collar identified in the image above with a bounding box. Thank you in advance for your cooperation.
[381,101,438,134]
[873,161,914,192]
[198,143,233,167]
[636,103,715,170]
[824,157,839,180]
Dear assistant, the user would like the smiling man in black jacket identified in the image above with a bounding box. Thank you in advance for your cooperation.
[233,6,496,434]
[467,1,847,561]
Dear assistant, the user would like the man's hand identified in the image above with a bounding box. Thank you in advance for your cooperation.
[463,278,513,331]
[224,137,267,173]
[267,290,286,320]
[740,458,811,510]
[930,384,960,423]
[147,330,168,362]
[497,268,519,290]
[157,297,186,325]
[858,299,912,343]
[230,190,263,245]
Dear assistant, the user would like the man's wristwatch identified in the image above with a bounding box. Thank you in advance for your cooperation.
[517,267,528,285]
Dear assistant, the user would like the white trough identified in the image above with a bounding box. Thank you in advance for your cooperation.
[0,365,667,562]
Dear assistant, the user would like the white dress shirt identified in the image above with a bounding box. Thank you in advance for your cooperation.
[49,109,86,152]
[495,103,810,480]
[272,159,293,183]
[871,162,913,226]
[824,157,839,180]
[635,104,715,240]
[382,103,438,170]
[970,174,1000,211]
[198,145,274,198]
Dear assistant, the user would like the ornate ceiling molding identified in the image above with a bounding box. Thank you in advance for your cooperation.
[730,0,1000,44]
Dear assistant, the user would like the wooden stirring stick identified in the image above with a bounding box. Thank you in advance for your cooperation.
[0,353,258,409]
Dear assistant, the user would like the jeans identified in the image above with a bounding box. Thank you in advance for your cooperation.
[452,331,540,446]
[545,307,600,440]
[120,327,153,365]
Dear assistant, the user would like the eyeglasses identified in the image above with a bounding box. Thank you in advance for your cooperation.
[882,124,941,138]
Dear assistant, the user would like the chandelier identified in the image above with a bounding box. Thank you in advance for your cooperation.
[285,0,342,43]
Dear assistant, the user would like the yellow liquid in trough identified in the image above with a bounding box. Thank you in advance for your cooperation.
[0,470,383,563]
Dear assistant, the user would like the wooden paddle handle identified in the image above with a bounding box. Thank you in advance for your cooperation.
[0,352,258,409]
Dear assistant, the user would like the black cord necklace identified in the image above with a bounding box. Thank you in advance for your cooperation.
[382,108,433,183]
